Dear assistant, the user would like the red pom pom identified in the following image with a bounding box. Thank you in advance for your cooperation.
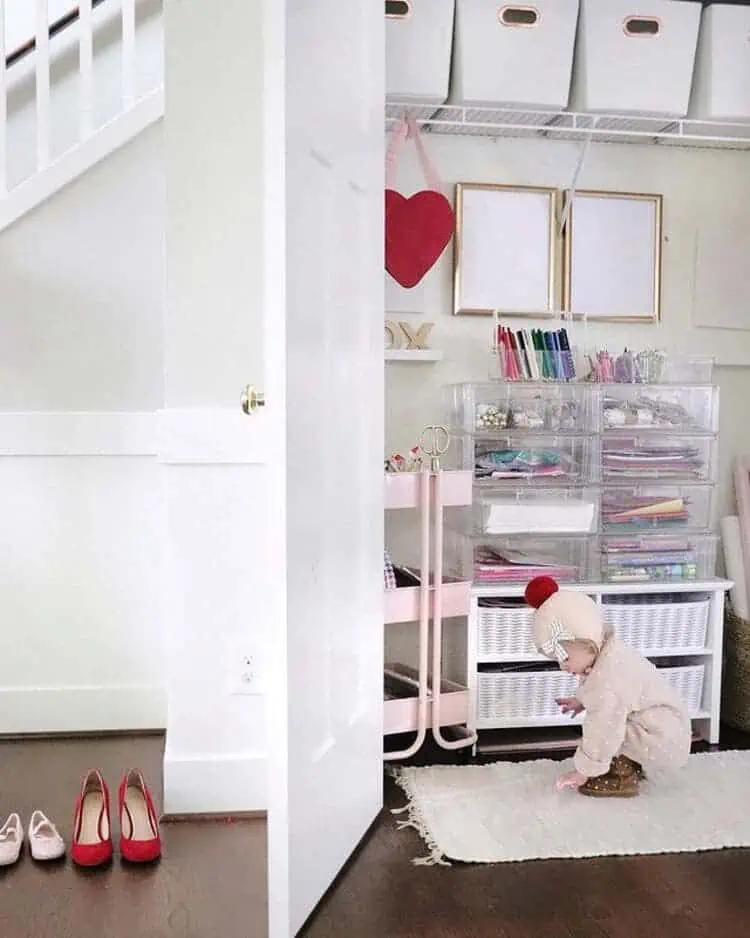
[525,576,559,609]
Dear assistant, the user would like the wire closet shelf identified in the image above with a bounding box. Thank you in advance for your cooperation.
[385,102,750,151]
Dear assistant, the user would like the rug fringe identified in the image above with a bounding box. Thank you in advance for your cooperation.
[413,853,450,867]
[392,768,452,867]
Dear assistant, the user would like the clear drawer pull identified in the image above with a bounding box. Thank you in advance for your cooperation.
[498,5,539,27]
[624,16,661,37]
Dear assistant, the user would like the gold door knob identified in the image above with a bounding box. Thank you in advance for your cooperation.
[241,385,265,415]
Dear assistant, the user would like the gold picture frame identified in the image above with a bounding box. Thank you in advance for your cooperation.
[453,182,558,318]
[562,189,663,323]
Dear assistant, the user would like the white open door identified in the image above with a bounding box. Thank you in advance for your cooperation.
[265,0,386,935]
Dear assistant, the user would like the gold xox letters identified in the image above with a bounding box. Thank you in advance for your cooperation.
[384,320,434,351]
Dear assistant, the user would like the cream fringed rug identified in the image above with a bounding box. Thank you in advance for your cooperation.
[393,751,750,866]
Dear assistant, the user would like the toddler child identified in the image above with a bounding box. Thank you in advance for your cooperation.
[525,575,691,797]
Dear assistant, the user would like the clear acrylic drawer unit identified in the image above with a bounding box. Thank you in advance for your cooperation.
[598,533,719,584]
[473,487,599,535]
[477,662,705,725]
[601,385,719,434]
[458,432,598,488]
[601,482,714,534]
[601,434,717,484]
[447,382,596,435]
[582,350,714,385]
[467,533,594,586]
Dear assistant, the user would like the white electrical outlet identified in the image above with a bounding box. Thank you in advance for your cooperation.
[228,644,265,696]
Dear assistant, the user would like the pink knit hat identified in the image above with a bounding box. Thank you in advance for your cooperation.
[526,576,603,664]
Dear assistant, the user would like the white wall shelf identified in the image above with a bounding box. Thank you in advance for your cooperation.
[385,349,443,362]
[386,103,750,151]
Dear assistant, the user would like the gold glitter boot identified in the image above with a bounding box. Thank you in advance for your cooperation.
[612,755,645,780]
[579,757,641,798]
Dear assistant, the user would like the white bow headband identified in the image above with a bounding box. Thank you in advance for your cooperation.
[540,619,575,664]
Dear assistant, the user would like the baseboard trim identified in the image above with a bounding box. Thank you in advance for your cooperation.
[163,752,267,814]
[0,685,166,735]
[162,810,267,823]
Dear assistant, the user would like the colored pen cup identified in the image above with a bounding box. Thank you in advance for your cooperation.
[493,345,576,382]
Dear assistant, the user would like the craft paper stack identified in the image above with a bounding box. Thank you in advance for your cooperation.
[601,493,691,531]
[602,441,704,480]
[474,546,577,583]
[600,537,698,583]
[481,499,596,535]
[474,447,570,481]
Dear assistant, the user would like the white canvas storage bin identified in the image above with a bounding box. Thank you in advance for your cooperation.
[450,0,580,110]
[689,2,750,121]
[569,0,702,118]
[386,0,455,106]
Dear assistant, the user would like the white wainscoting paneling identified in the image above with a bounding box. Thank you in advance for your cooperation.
[163,752,267,815]
[0,412,166,734]
[0,411,157,455]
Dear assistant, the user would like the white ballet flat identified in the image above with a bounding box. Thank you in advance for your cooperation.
[0,813,23,866]
[28,811,65,862]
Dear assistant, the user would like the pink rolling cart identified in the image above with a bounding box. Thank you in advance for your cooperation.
[384,426,476,760]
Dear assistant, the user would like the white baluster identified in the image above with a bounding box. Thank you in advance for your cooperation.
[35,0,50,170]
[0,0,7,195]
[79,0,94,140]
[122,0,136,109]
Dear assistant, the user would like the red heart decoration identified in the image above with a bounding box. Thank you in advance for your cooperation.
[385,189,455,289]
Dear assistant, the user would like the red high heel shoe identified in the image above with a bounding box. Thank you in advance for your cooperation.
[71,770,113,868]
[118,769,161,863]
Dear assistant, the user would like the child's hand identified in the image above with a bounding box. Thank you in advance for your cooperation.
[555,696,584,717]
[556,770,588,792]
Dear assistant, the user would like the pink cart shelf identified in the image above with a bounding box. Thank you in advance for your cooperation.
[384,465,476,760]
[384,664,470,736]
[385,579,471,624]
[385,470,472,510]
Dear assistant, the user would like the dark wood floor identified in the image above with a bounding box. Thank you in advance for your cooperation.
[302,728,750,938]
[0,735,266,938]
[3,731,750,938]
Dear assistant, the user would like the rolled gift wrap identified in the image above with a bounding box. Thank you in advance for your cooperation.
[721,515,749,619]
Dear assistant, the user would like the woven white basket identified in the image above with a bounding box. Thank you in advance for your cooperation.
[603,599,709,652]
[661,664,705,714]
[478,663,705,722]
[477,606,536,659]
[478,670,578,721]
[477,597,710,659]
